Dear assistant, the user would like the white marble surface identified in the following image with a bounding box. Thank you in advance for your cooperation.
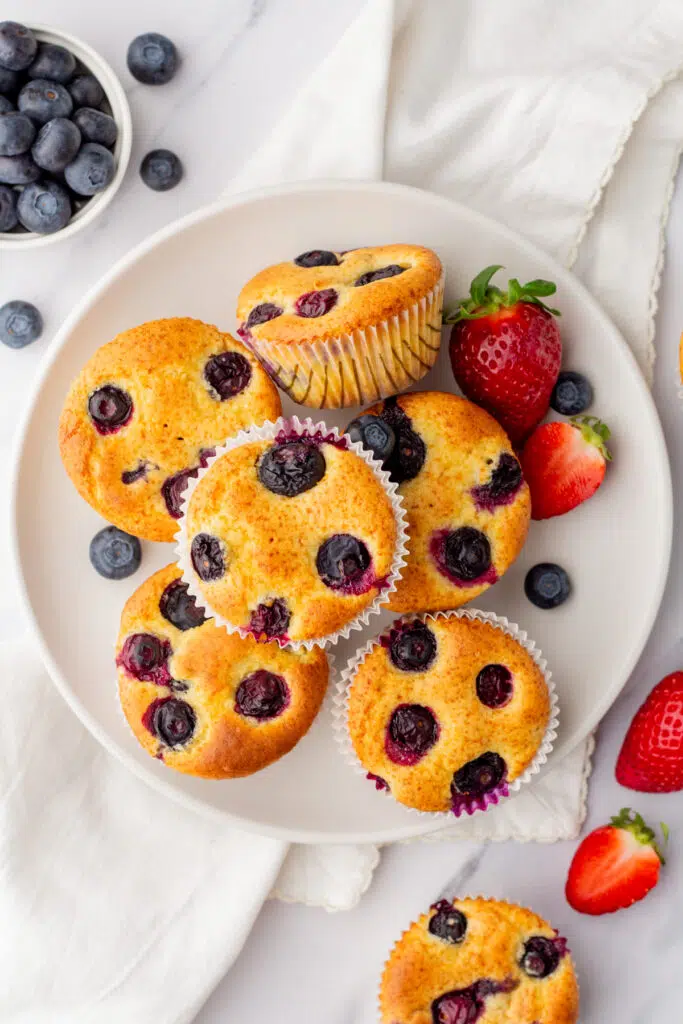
[4,2,683,1022]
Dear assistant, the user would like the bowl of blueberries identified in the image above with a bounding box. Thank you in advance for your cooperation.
[0,21,132,246]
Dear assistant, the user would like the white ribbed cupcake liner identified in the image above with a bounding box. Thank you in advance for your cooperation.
[242,274,445,409]
[174,415,409,651]
[331,608,559,819]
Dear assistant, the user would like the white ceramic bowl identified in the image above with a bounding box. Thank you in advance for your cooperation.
[0,24,132,248]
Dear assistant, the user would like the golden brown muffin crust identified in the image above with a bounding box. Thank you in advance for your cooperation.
[236,244,443,344]
[59,318,282,542]
[184,433,399,643]
[347,615,550,813]
[117,564,329,778]
[380,898,579,1024]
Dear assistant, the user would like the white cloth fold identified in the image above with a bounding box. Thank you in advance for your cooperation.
[3,0,683,1020]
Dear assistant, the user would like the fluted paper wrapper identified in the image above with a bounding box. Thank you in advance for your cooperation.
[174,416,409,651]
[242,275,445,409]
[332,608,559,818]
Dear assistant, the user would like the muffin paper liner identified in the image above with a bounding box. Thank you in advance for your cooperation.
[174,416,409,651]
[331,608,559,819]
[241,275,445,409]
[377,896,577,1024]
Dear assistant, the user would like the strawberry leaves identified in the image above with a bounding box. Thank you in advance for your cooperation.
[444,264,561,323]
[610,808,666,864]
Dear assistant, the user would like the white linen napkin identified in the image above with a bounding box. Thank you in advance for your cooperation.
[3,0,683,1019]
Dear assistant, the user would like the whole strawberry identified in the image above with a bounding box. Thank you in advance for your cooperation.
[616,671,683,792]
[521,416,611,520]
[566,809,665,916]
[447,265,562,444]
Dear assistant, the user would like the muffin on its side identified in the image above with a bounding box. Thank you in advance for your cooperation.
[380,897,579,1024]
[117,564,329,778]
[344,612,552,815]
[346,390,531,613]
[236,244,444,408]
[59,317,282,542]
[181,422,403,645]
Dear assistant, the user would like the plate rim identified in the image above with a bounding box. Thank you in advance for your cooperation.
[9,179,673,844]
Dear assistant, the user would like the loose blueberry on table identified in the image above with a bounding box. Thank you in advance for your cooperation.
[550,370,593,415]
[127,33,179,85]
[140,148,183,191]
[524,562,571,609]
[89,525,141,580]
[0,299,42,348]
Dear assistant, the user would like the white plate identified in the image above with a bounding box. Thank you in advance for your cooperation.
[10,181,672,844]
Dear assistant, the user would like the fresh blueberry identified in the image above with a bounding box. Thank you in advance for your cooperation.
[0,22,37,71]
[0,111,35,155]
[246,303,282,329]
[345,413,395,461]
[520,937,562,978]
[89,525,141,580]
[294,249,339,268]
[127,33,178,85]
[550,371,593,416]
[0,152,39,185]
[149,697,196,747]
[434,526,492,583]
[0,183,17,230]
[378,398,426,483]
[32,116,81,172]
[161,466,198,518]
[388,620,437,672]
[204,351,252,400]
[524,562,571,609]
[65,142,115,195]
[451,751,507,797]
[249,599,291,640]
[72,106,117,148]
[354,264,405,286]
[386,704,439,765]
[18,79,73,124]
[428,901,467,945]
[191,533,225,582]
[159,578,207,631]
[17,178,71,232]
[0,300,42,348]
[68,74,104,108]
[316,534,371,592]
[88,385,133,433]
[476,664,513,708]
[295,288,337,317]
[119,633,170,681]
[0,95,14,114]
[472,452,523,510]
[28,43,76,84]
[0,67,19,96]
[258,440,326,497]
[139,148,182,191]
[235,670,289,719]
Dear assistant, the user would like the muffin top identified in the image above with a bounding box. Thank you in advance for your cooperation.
[346,614,551,814]
[183,425,401,644]
[117,563,329,778]
[380,897,579,1024]
[58,318,282,542]
[350,391,531,613]
[236,244,442,345]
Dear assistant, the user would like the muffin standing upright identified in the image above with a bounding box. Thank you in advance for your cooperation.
[236,244,444,408]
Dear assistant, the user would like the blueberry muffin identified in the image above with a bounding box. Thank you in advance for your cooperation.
[181,422,403,645]
[380,898,579,1024]
[236,244,444,408]
[346,391,531,613]
[59,318,282,542]
[117,564,329,777]
[344,613,552,814]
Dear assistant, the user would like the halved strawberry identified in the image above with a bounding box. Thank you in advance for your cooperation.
[616,671,683,792]
[446,265,562,444]
[520,416,611,520]
[565,809,666,916]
